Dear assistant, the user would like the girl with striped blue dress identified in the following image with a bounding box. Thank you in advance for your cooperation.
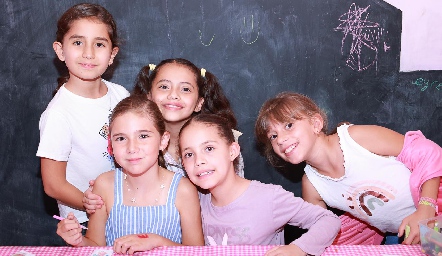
[56,95,204,254]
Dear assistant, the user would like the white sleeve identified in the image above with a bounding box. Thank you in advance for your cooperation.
[36,109,72,161]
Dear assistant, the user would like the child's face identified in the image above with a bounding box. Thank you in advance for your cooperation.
[180,122,238,191]
[53,18,118,83]
[266,117,318,165]
[110,111,169,175]
[149,63,204,125]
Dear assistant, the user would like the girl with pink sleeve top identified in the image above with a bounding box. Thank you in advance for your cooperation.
[255,92,442,246]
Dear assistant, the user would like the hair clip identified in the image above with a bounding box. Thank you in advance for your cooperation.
[149,64,156,71]
[201,68,206,78]
[232,129,243,143]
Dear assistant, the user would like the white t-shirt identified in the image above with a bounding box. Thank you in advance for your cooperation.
[37,79,129,223]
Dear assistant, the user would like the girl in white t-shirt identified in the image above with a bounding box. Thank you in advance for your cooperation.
[37,3,129,225]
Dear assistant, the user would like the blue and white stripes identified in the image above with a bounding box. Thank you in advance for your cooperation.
[105,170,182,246]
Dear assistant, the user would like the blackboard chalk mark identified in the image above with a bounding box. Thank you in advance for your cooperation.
[6,0,15,27]
[412,78,442,92]
[335,3,385,72]
[383,42,390,52]
[240,15,260,45]
[198,1,215,46]
[198,30,215,46]
[165,0,172,47]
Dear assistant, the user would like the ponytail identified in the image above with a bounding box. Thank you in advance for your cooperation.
[201,71,238,129]
[132,65,151,96]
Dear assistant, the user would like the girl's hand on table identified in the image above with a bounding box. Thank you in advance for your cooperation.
[399,206,436,244]
[113,233,161,255]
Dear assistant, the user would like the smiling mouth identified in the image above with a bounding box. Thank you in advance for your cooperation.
[164,104,183,110]
[197,170,214,177]
[284,143,298,154]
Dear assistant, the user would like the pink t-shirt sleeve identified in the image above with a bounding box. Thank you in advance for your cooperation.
[397,130,442,210]
[271,185,341,256]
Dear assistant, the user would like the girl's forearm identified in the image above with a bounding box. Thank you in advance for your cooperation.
[418,177,440,214]
[420,177,440,199]
[51,182,86,210]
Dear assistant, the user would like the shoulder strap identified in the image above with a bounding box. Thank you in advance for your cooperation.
[114,169,123,204]
[166,173,182,205]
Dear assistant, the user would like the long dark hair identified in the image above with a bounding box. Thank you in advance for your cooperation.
[132,58,237,128]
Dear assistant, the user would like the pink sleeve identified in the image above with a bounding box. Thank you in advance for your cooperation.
[396,130,442,211]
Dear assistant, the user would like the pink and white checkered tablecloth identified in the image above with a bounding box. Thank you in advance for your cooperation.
[323,244,425,256]
[0,244,425,256]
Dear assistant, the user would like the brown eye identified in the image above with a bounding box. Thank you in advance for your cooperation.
[139,134,149,139]
[159,84,169,90]
[115,136,125,142]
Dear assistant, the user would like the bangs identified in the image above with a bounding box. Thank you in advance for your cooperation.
[256,97,304,142]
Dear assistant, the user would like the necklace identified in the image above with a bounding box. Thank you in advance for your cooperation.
[123,173,166,204]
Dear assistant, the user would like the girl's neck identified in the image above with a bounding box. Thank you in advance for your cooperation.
[165,121,187,161]
[123,166,168,206]
[123,165,162,190]
[64,76,107,99]
[210,172,250,207]
[305,133,344,179]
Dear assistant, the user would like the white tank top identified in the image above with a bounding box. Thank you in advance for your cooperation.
[304,124,416,233]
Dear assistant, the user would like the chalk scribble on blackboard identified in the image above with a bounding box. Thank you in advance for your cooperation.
[335,3,387,72]
[240,15,259,45]
[199,30,215,46]
[412,78,442,92]
[383,42,390,52]
[198,2,215,46]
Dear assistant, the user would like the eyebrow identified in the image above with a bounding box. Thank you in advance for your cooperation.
[182,140,218,151]
[112,130,154,137]
[68,35,110,42]
[156,79,194,87]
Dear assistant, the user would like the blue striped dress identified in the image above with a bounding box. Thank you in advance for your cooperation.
[105,169,183,246]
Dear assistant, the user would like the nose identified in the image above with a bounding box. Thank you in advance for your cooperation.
[167,87,180,100]
[276,132,288,146]
[194,153,206,167]
[82,44,94,59]
[127,139,139,154]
